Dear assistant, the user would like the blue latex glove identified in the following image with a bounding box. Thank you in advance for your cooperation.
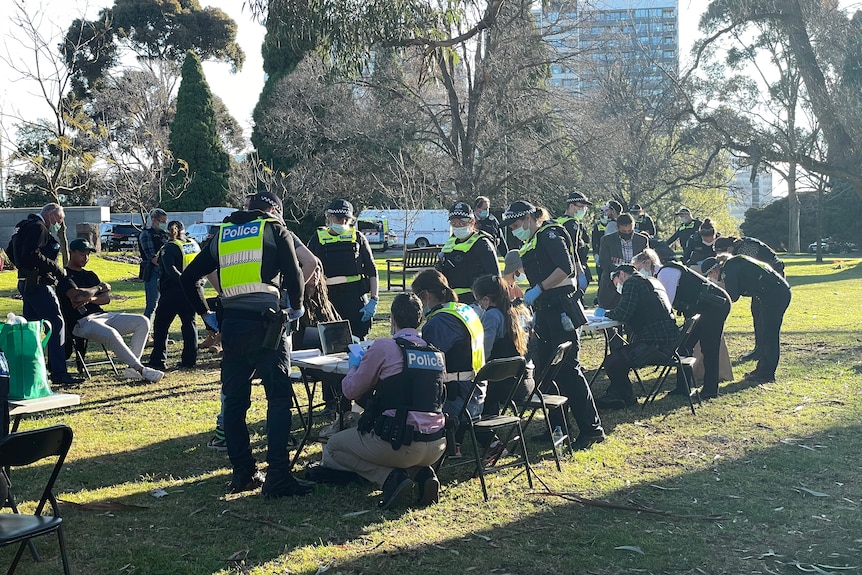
[348,348,366,368]
[203,312,219,332]
[594,307,606,318]
[577,272,588,291]
[524,284,543,306]
[360,298,378,322]
[287,306,305,322]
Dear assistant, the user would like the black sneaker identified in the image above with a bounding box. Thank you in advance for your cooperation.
[739,349,761,361]
[52,376,85,387]
[414,466,440,507]
[228,468,263,494]
[572,432,606,451]
[379,469,412,510]
[595,394,631,410]
[743,371,775,383]
[262,469,314,498]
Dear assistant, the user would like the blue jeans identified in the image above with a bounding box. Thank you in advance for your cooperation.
[221,316,294,474]
[144,268,160,319]
[19,283,68,381]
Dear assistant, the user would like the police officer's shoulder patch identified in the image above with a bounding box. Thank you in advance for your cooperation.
[546,229,557,239]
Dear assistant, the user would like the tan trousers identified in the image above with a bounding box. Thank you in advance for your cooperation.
[322,428,446,486]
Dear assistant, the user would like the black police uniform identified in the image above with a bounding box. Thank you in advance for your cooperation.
[180,209,306,492]
[684,234,716,266]
[147,237,200,370]
[437,232,499,305]
[721,255,791,381]
[475,214,509,257]
[727,237,785,357]
[8,214,71,383]
[520,220,603,441]
[633,213,657,237]
[667,218,702,251]
[307,226,378,338]
[657,262,731,397]
[558,216,592,286]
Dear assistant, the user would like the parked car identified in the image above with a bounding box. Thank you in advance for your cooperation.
[186,223,221,247]
[808,238,859,254]
[104,223,140,252]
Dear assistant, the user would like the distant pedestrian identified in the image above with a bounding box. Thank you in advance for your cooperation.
[628,204,656,237]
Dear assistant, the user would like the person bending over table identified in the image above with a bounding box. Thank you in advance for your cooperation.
[595,265,678,409]
[309,293,447,511]
[59,239,164,383]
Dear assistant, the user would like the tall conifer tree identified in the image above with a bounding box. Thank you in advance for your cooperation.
[164,51,230,210]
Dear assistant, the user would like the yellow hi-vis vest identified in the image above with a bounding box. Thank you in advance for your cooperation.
[165,238,201,271]
[426,302,485,373]
[440,232,485,296]
[217,218,280,299]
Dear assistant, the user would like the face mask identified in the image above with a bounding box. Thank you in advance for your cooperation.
[637,268,651,278]
[478,210,489,219]
[330,223,349,235]
[153,221,166,231]
[515,273,527,282]
[680,217,690,224]
[703,239,715,247]
[512,225,531,241]
[573,208,587,221]
[452,226,472,240]
[600,215,609,225]
[49,223,61,235]
[618,231,633,241]
[616,282,624,294]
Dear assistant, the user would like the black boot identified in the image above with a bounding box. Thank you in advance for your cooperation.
[379,469,412,510]
[262,468,313,498]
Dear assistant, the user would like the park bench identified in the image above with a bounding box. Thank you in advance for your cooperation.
[386,247,440,290]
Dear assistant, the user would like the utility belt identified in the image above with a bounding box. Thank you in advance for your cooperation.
[443,370,474,383]
[373,414,445,447]
[325,274,362,286]
[535,285,588,328]
[17,272,56,291]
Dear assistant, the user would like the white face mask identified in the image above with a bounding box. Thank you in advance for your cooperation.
[616,282,624,294]
[330,223,350,235]
[515,273,527,282]
[703,239,715,247]
[452,226,472,240]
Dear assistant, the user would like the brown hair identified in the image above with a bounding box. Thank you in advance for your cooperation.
[472,274,527,355]
[411,269,457,303]
[391,293,423,329]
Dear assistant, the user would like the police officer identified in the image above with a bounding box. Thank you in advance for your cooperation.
[138,208,168,320]
[474,195,508,256]
[311,293,447,510]
[591,204,610,301]
[7,203,82,385]
[145,221,200,371]
[597,265,679,409]
[714,236,785,361]
[711,254,791,384]
[307,199,379,339]
[181,191,312,497]
[666,207,702,252]
[502,200,605,450]
[683,218,718,266]
[634,248,731,399]
[556,191,592,292]
[628,204,657,237]
[436,201,500,305]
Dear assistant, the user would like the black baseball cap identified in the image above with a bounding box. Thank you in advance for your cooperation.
[69,238,97,253]
[566,191,593,205]
[448,201,474,220]
[501,200,537,226]
[326,198,354,218]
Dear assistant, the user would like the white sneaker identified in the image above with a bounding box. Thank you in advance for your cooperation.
[123,367,146,380]
[141,367,165,382]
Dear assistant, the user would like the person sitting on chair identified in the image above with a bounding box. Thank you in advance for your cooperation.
[58,239,164,382]
[595,265,678,409]
[307,293,447,511]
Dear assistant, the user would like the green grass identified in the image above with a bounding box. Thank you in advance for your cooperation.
[1,253,860,575]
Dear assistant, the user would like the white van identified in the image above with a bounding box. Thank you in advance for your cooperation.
[358,209,450,248]
[201,207,237,223]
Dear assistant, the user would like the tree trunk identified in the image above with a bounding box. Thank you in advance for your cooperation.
[787,161,800,253]
[816,178,824,264]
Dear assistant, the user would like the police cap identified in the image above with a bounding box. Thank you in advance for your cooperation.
[566,191,593,206]
[326,199,354,219]
[448,201,474,220]
[501,200,537,226]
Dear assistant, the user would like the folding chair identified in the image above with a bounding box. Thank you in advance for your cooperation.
[72,336,119,379]
[441,357,533,502]
[642,314,702,416]
[515,341,575,472]
[0,424,74,575]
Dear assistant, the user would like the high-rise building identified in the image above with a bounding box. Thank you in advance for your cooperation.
[535,0,679,97]
[729,160,775,222]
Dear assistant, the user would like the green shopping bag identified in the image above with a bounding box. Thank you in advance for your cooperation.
[0,319,53,400]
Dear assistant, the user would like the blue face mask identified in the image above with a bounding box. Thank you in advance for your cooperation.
[512,225,531,241]
[330,223,350,235]
[478,210,489,219]
[573,208,587,221]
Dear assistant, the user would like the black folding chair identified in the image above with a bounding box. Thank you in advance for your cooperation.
[71,336,118,379]
[439,357,532,502]
[0,424,74,575]
[515,341,575,472]
[642,314,702,416]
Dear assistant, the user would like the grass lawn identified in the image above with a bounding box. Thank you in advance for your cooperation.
[0,252,860,575]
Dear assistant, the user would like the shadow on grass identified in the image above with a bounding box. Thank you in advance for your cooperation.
[5,413,859,575]
[783,258,861,287]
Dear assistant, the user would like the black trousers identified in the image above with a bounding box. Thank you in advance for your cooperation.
[753,289,792,379]
[328,281,370,339]
[148,284,197,368]
[529,297,603,437]
[678,298,731,395]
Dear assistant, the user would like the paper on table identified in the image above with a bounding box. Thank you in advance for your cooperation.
[291,349,322,360]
